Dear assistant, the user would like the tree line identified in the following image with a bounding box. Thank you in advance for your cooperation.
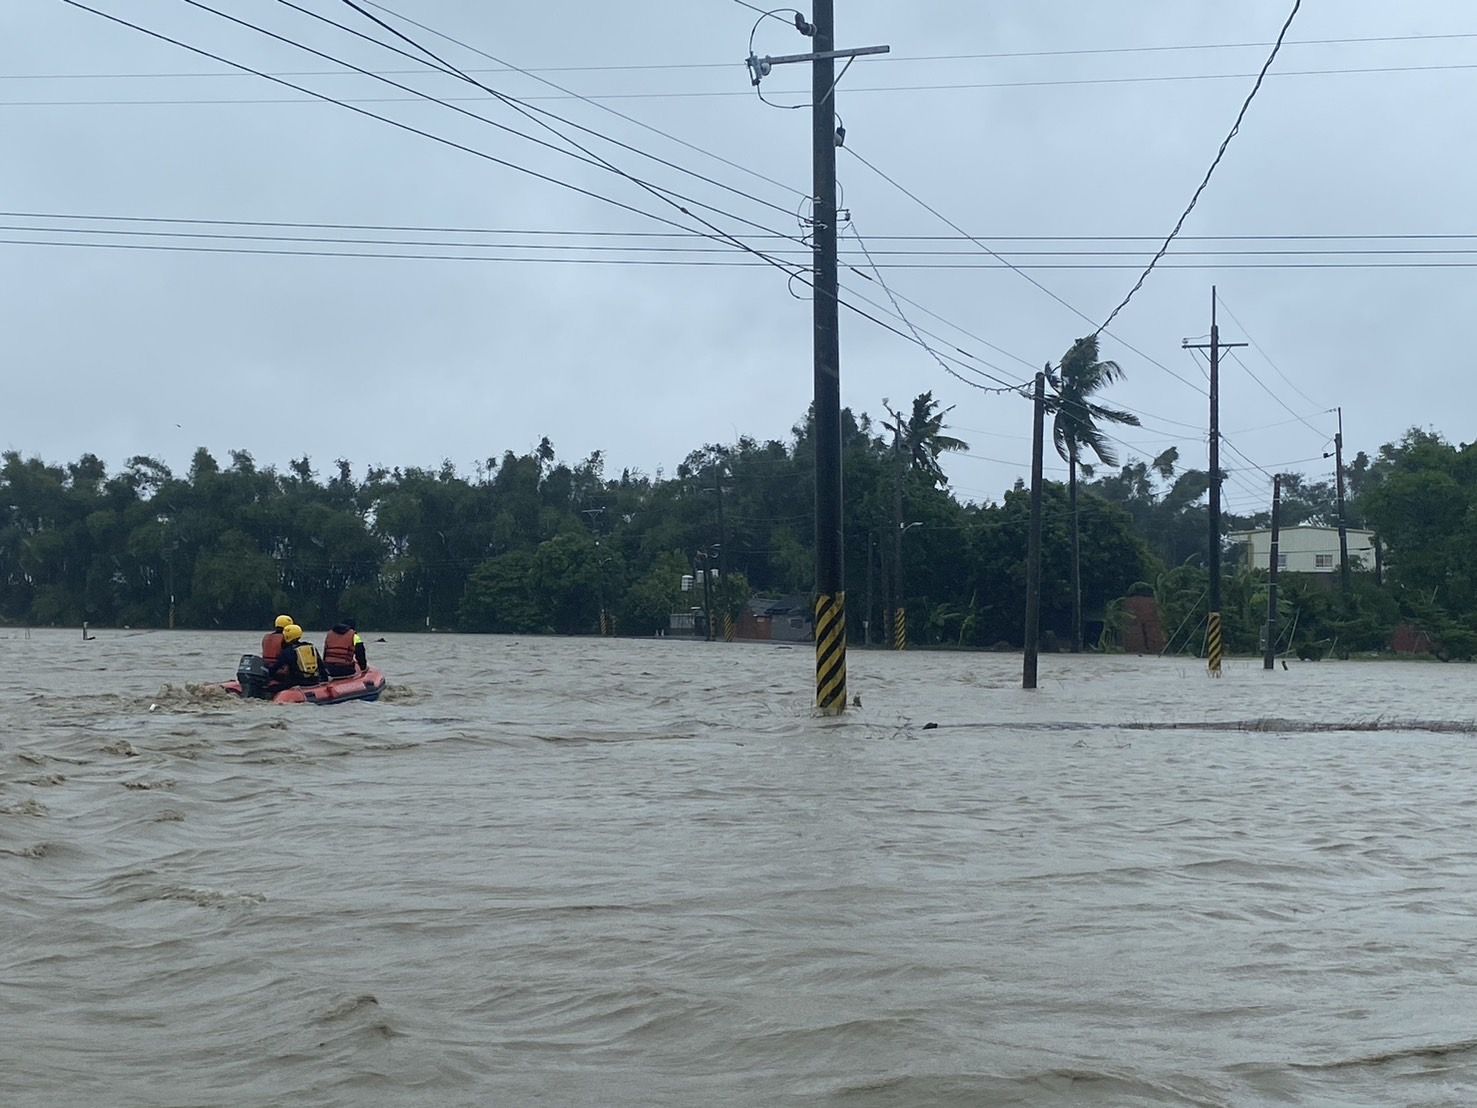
[3,392,1474,658]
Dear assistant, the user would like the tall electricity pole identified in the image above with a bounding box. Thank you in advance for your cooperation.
[746,6,888,714]
[1183,287,1246,677]
[1334,406,1351,598]
[1023,371,1046,690]
[1264,473,1281,671]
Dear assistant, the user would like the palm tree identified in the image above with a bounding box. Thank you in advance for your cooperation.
[880,393,969,646]
[882,392,969,488]
[1048,336,1141,653]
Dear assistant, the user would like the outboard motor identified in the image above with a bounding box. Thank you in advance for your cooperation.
[236,654,272,700]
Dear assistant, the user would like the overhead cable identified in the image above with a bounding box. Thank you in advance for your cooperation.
[1091,0,1303,335]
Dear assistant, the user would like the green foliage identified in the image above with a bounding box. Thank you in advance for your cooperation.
[459,551,541,633]
[617,551,690,636]
[712,572,753,621]
[4,418,1473,657]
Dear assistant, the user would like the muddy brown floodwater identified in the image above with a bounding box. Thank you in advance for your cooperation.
[3,629,1476,1106]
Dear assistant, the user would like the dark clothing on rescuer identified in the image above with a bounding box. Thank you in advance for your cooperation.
[260,628,285,667]
[323,623,367,677]
[269,641,326,687]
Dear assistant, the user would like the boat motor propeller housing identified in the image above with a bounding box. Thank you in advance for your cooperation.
[236,654,271,700]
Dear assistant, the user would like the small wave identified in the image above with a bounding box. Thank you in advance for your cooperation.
[317,994,381,1022]
[377,683,419,703]
[150,885,266,909]
[121,778,176,791]
[1293,1037,1477,1071]
[149,682,237,708]
[0,841,70,859]
[823,1068,1225,1106]
[0,798,48,817]
[313,993,405,1043]
[101,739,140,757]
[17,773,66,787]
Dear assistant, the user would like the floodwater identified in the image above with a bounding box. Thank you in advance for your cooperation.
[3,630,1476,1107]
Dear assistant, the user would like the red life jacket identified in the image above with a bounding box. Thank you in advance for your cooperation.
[261,629,284,665]
[324,627,357,669]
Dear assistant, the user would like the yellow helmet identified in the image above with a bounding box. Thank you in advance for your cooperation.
[274,614,293,629]
[283,623,304,643]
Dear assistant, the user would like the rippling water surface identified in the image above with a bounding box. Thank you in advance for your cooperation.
[3,629,1476,1106]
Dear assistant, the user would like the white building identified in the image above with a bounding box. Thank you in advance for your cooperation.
[1230,525,1376,574]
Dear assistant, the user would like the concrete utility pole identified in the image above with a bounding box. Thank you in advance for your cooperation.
[1023,371,1046,690]
[1183,288,1246,677]
[1334,406,1351,598]
[891,421,906,651]
[699,549,714,641]
[711,463,727,579]
[747,4,888,714]
[1264,473,1282,671]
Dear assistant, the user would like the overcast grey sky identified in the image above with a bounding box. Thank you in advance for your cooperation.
[5,1,1472,510]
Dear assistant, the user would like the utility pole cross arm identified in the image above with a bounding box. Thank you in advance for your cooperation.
[758,44,891,67]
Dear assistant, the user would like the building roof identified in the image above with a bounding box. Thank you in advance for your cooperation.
[749,594,813,618]
[1229,525,1374,539]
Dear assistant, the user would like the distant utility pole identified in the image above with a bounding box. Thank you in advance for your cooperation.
[1023,371,1046,690]
[708,463,728,579]
[891,420,906,651]
[747,2,888,715]
[699,548,714,641]
[1264,473,1282,671]
[1183,287,1246,677]
[1334,406,1351,598]
[582,507,610,636]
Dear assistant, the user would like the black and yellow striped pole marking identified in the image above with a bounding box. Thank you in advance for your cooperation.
[1207,610,1224,677]
[815,592,847,715]
[723,613,735,642]
[893,607,907,651]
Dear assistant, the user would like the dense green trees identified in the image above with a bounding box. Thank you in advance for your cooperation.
[4,412,1474,656]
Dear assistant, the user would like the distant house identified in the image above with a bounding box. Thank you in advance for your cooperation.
[1230,525,1375,575]
[736,594,813,642]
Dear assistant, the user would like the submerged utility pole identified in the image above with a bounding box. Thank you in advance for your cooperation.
[891,422,906,651]
[747,4,888,715]
[1183,288,1246,677]
[1023,371,1046,690]
[1334,406,1351,598]
[1264,473,1282,671]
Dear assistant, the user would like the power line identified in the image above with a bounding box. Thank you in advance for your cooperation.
[839,270,1040,373]
[294,0,994,396]
[176,0,801,230]
[842,144,1207,397]
[1213,291,1322,408]
[1225,351,1330,440]
[0,236,814,264]
[50,0,792,265]
[357,0,807,201]
[847,218,1024,395]
[730,0,799,29]
[15,231,1469,270]
[1093,0,1303,336]
[13,59,1477,104]
[1187,344,1328,445]
[9,29,1477,79]
[10,210,1477,244]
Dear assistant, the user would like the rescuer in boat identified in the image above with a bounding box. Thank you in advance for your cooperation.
[261,614,293,668]
[269,623,326,688]
[322,617,367,678]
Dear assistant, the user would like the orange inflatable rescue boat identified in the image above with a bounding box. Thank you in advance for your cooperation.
[223,654,387,705]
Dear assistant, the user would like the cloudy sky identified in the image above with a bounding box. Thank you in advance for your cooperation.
[5,0,1472,511]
